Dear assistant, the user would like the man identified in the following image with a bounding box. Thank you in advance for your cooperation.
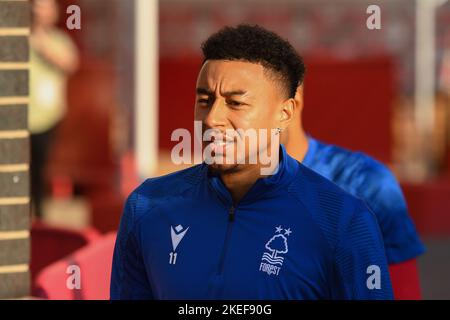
[283,85,425,299]
[110,25,393,299]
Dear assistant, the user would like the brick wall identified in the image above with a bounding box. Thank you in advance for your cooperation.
[0,0,30,299]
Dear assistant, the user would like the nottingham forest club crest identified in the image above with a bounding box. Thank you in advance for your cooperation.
[259,225,292,276]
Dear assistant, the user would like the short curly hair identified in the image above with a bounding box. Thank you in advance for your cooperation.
[201,24,306,98]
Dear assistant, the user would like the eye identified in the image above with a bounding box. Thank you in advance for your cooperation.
[197,98,211,106]
[227,100,243,107]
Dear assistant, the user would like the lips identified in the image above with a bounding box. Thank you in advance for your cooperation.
[209,139,234,154]
[206,133,233,154]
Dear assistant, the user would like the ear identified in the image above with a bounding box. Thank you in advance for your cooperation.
[294,85,304,114]
[279,97,295,130]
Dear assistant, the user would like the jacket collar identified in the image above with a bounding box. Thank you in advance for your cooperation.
[206,144,300,206]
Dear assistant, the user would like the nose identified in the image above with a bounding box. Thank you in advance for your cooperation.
[203,99,227,129]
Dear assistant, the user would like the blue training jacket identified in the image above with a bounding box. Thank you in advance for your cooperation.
[303,137,425,264]
[110,144,393,300]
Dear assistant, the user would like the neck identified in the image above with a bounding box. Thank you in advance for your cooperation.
[220,160,278,204]
[283,120,309,163]
[32,23,53,32]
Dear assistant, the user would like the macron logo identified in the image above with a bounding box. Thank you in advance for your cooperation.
[171,225,189,252]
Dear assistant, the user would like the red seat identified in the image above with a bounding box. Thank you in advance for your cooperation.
[34,232,116,300]
[31,221,101,294]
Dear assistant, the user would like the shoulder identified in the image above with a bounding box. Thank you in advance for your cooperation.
[351,151,397,187]
[340,150,404,212]
[49,28,77,50]
[313,139,400,202]
[138,164,205,195]
[290,161,364,209]
[122,164,206,227]
[317,139,385,175]
[308,139,406,219]
[288,163,372,250]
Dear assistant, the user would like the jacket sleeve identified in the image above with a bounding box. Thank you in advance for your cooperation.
[110,192,154,300]
[367,169,425,264]
[332,202,394,300]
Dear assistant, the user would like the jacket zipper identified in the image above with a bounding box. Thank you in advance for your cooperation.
[217,206,235,275]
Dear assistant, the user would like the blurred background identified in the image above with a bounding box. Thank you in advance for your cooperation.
[1,0,450,299]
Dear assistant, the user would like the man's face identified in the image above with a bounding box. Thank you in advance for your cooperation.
[194,60,289,173]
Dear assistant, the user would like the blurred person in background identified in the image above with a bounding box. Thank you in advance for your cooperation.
[282,85,426,299]
[440,32,450,99]
[439,31,450,169]
[29,0,79,218]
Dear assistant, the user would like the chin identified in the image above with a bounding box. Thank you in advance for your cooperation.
[208,162,240,175]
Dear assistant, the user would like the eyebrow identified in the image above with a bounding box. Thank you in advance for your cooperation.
[196,87,247,97]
